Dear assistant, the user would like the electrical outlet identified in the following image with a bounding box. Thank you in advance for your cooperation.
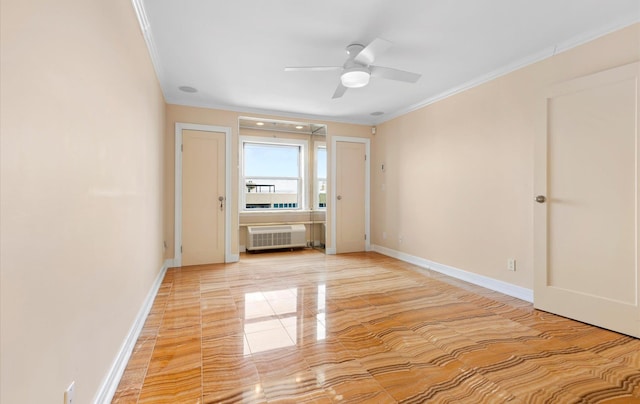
[508,258,516,271]
[64,381,75,404]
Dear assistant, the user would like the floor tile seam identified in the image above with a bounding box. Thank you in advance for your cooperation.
[543,372,639,403]
[584,362,640,394]
[360,350,423,377]
[589,335,640,358]
[474,348,610,388]
[398,367,507,404]
[253,373,314,398]
[153,279,174,319]
[411,324,478,352]
[243,322,296,343]
[112,357,149,404]
[471,333,553,350]
[131,278,176,402]
[133,330,162,404]
[473,366,566,400]
[313,367,391,400]
[197,273,214,404]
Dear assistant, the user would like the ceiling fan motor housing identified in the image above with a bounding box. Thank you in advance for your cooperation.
[346,43,365,57]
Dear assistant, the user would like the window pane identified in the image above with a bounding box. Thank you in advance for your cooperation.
[245,178,299,209]
[317,147,327,178]
[245,179,297,194]
[317,179,326,208]
[245,143,299,177]
[316,146,327,209]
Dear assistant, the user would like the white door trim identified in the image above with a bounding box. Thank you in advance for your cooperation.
[329,136,370,254]
[175,123,234,265]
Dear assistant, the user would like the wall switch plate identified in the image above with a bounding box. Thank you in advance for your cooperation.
[64,381,75,404]
[508,258,516,271]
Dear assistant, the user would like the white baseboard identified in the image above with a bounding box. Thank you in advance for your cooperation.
[372,245,533,303]
[93,259,171,403]
[326,247,336,255]
[227,253,240,262]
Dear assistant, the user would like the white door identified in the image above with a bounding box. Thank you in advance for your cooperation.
[534,62,640,337]
[335,140,366,253]
[182,129,226,265]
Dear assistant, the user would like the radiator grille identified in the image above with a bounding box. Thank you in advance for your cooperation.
[247,224,306,251]
[252,231,292,248]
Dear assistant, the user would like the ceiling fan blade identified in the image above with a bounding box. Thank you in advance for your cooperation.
[370,65,421,83]
[354,38,392,65]
[332,83,348,99]
[284,66,342,72]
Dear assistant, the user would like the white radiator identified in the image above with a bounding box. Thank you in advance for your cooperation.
[247,225,306,251]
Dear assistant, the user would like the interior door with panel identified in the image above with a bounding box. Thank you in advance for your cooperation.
[534,62,640,337]
[182,129,226,266]
[335,140,367,253]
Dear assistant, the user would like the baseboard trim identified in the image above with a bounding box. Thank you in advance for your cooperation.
[372,245,533,303]
[326,247,336,255]
[93,259,171,403]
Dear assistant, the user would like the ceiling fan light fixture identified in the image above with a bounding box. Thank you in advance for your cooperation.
[341,67,370,88]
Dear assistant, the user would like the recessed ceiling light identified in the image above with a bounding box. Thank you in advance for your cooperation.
[295,125,304,129]
[370,111,384,116]
[256,122,265,126]
[178,86,198,93]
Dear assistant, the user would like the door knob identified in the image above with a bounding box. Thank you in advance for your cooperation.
[535,195,546,203]
[337,195,342,200]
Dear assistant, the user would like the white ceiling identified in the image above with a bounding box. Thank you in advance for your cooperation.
[137,0,640,125]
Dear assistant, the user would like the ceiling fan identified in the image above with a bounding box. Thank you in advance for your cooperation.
[284,38,422,99]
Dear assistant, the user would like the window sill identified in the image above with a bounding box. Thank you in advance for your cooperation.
[240,209,324,215]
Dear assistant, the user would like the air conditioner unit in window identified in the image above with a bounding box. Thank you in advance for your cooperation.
[247,225,306,251]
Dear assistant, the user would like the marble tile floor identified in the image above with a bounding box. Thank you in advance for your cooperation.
[112,250,640,403]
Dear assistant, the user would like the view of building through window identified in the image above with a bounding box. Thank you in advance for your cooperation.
[243,140,304,210]
[241,137,327,211]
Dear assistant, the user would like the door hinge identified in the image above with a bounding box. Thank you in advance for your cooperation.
[180,245,183,253]
[364,234,367,240]
[181,144,183,152]
[364,154,367,161]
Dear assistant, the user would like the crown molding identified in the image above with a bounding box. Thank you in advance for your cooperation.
[378,17,640,125]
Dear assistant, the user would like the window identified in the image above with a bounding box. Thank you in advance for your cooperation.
[315,143,327,209]
[241,137,307,211]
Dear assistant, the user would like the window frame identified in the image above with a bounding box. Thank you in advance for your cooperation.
[314,142,327,210]
[240,135,309,212]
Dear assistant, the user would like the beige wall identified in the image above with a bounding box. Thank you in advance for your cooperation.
[5,3,629,401]
[165,104,370,257]
[372,23,640,290]
[0,0,166,402]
